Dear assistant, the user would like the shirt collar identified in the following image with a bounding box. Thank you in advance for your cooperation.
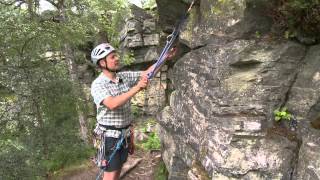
[100,73,121,84]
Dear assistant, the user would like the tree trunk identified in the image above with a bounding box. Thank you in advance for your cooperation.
[64,45,90,144]
[58,1,90,144]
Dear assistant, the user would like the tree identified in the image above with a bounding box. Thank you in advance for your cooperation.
[0,0,130,178]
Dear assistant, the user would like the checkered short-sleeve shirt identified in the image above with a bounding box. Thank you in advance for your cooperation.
[91,71,141,138]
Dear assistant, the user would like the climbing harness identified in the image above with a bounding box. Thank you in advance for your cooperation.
[94,124,131,180]
[147,0,198,79]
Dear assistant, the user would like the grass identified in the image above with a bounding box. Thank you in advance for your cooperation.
[135,118,161,151]
[140,132,161,151]
[51,160,94,179]
[154,161,169,180]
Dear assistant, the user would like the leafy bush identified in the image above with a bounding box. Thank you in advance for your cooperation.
[140,132,161,150]
[0,146,38,180]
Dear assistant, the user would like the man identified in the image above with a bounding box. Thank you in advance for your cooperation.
[90,43,175,180]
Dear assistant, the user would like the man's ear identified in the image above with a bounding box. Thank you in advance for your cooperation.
[99,59,106,68]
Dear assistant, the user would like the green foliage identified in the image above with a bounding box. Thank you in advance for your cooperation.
[122,51,136,66]
[136,118,161,151]
[154,161,169,180]
[0,146,38,180]
[255,31,261,38]
[131,104,142,118]
[0,1,111,178]
[0,0,132,179]
[0,77,91,178]
[273,107,292,122]
[88,0,130,46]
[270,0,320,39]
[43,143,94,172]
[140,132,161,150]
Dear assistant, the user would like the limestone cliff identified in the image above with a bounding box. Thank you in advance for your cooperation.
[119,5,168,114]
[155,0,320,179]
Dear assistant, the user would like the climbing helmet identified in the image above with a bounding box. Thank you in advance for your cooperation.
[91,43,116,66]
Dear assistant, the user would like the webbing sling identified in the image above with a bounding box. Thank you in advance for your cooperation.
[147,0,197,79]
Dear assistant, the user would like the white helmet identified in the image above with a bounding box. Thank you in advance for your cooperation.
[91,43,116,66]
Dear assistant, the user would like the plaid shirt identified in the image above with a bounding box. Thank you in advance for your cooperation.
[91,71,141,138]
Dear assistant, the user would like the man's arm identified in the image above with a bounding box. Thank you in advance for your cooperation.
[102,75,148,110]
[103,48,176,110]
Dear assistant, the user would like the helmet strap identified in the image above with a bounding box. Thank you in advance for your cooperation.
[101,59,117,73]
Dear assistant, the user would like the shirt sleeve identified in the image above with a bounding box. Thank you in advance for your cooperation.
[91,82,111,106]
[120,71,142,88]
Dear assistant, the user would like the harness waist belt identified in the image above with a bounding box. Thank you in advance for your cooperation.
[99,124,131,131]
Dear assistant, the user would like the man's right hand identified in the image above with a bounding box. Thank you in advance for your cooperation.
[135,74,149,90]
[102,75,149,110]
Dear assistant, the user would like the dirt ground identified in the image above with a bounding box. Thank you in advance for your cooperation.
[57,149,162,180]
[122,150,162,180]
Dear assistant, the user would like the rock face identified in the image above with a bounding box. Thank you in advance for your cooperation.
[119,5,168,114]
[156,0,320,179]
[120,4,159,64]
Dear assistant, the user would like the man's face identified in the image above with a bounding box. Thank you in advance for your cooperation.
[102,52,119,71]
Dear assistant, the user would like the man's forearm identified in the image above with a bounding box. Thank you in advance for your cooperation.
[143,63,162,78]
[102,86,141,110]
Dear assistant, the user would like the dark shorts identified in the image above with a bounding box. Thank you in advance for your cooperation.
[103,137,129,172]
